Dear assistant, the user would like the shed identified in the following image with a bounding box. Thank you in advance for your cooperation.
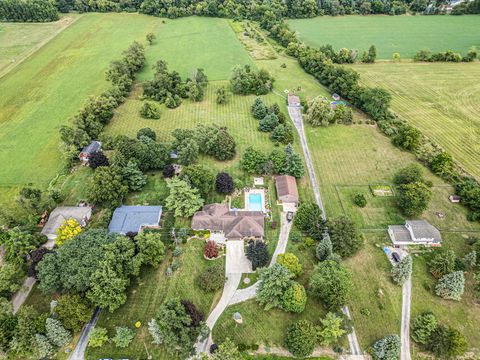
[332,93,341,101]
[287,93,301,107]
[109,205,162,235]
[275,175,299,206]
[449,195,461,203]
[79,141,101,162]
[41,206,92,242]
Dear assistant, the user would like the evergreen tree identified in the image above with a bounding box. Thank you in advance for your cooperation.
[251,97,268,119]
[46,318,72,348]
[246,241,269,270]
[284,144,304,178]
[122,161,147,191]
[391,255,412,285]
[435,271,465,301]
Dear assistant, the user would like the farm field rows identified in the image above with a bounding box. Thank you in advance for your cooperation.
[351,62,480,180]
[288,15,480,59]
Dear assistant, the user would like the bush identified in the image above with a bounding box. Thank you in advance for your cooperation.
[411,312,437,345]
[246,241,269,270]
[284,320,317,358]
[371,334,400,360]
[353,193,367,207]
[163,164,176,178]
[137,127,156,141]
[112,326,135,348]
[215,172,234,194]
[195,263,225,292]
[88,151,109,169]
[391,255,412,285]
[277,253,302,276]
[204,241,218,259]
[282,283,307,313]
[435,271,465,301]
[46,318,72,348]
[139,102,161,119]
[426,325,467,358]
[88,327,109,348]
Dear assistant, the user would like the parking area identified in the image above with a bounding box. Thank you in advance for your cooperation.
[226,240,253,274]
[383,246,409,266]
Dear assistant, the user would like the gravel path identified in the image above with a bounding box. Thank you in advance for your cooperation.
[288,105,363,356]
[68,307,101,360]
[11,277,36,314]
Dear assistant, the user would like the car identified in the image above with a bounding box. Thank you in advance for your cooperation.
[286,212,294,222]
[392,252,401,263]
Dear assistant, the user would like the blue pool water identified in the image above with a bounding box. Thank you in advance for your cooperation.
[248,193,263,211]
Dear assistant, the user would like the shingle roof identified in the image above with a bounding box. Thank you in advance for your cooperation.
[388,225,412,243]
[81,141,101,154]
[406,220,442,242]
[192,204,264,239]
[41,207,92,238]
[109,206,162,234]
[275,175,299,204]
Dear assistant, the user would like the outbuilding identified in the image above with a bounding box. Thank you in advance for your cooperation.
[275,175,299,207]
[41,206,92,245]
[79,141,101,163]
[109,205,162,235]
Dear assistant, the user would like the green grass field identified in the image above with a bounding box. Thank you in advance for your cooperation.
[351,62,480,180]
[288,15,480,59]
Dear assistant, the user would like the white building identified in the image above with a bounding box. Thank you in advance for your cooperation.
[388,220,442,247]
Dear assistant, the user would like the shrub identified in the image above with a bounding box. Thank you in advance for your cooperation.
[137,127,156,141]
[411,312,437,345]
[246,241,269,270]
[435,271,465,301]
[88,327,109,348]
[371,335,400,360]
[215,172,234,194]
[181,300,204,327]
[391,255,412,285]
[426,325,467,358]
[195,263,225,292]
[204,241,218,259]
[353,193,367,207]
[282,282,307,313]
[112,326,135,348]
[277,253,302,276]
[88,151,109,169]
[284,320,317,358]
[139,102,161,119]
[163,164,176,178]
[46,318,72,348]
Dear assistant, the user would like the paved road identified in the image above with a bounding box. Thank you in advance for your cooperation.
[401,277,412,360]
[288,105,363,356]
[69,307,101,360]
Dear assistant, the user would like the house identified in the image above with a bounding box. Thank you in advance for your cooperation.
[275,175,299,206]
[79,141,101,163]
[108,205,162,235]
[41,206,92,241]
[287,93,301,107]
[332,93,341,101]
[192,203,264,241]
[449,195,461,203]
[388,220,442,247]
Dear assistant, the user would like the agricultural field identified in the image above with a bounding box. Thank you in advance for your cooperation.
[288,15,480,59]
[351,62,480,180]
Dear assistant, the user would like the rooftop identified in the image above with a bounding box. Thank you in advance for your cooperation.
[108,205,162,235]
[41,206,92,238]
[81,140,101,154]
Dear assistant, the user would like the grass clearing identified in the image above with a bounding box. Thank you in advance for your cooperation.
[351,62,480,180]
[288,15,480,59]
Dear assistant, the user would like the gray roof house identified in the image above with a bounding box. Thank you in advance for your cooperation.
[109,206,162,235]
[79,141,101,162]
[388,220,442,247]
[41,206,92,242]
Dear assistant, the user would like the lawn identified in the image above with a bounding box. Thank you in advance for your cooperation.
[0,13,164,206]
[288,15,480,59]
[0,15,79,77]
[86,239,225,360]
[351,62,480,180]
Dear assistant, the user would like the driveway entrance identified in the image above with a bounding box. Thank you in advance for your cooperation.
[226,240,253,274]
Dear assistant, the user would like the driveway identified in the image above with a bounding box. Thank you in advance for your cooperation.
[226,240,253,274]
[401,277,412,360]
[68,307,101,360]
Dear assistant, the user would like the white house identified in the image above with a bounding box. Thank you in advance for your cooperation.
[388,220,442,247]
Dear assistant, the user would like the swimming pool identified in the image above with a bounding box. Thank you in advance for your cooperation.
[248,193,263,211]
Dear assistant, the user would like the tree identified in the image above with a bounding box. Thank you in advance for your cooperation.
[9,306,38,356]
[333,103,353,124]
[35,333,54,358]
[46,318,72,348]
[277,253,302,276]
[309,260,353,309]
[186,80,204,102]
[359,87,391,121]
[284,144,304,178]
[318,312,346,346]
[246,241,269,270]
[463,250,476,269]
[0,262,25,297]
[195,263,225,292]
[391,255,412,285]
[304,96,335,126]
[392,52,401,61]
[361,45,377,63]
[353,193,367,207]
[241,147,267,174]
[411,312,437,345]
[393,125,422,151]
[121,161,147,191]
[271,124,294,144]
[139,102,161,119]
[56,294,91,332]
[137,127,156,141]
[294,202,326,240]
[393,164,424,185]
[284,320,317,358]
[195,125,236,161]
[371,335,401,360]
[146,32,156,45]
[183,164,215,197]
[216,86,228,104]
[135,232,165,267]
[430,152,454,177]
[256,264,294,310]
[112,326,135,348]
[426,325,467,358]
[316,236,333,261]
[282,282,307,313]
[1,227,39,262]
[165,178,204,217]
[251,97,268,119]
[88,327,109,348]
[429,249,456,278]
[259,113,279,132]
[88,151,109,169]
[397,181,432,217]
[328,216,363,257]
[435,271,465,301]
[215,172,234,194]
[88,166,128,205]
[207,338,240,360]
[55,218,82,247]
[230,65,274,95]
[204,241,218,259]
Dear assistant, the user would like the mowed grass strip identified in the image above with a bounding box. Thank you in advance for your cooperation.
[351,62,480,180]
[288,15,480,59]
[138,16,254,81]
[0,13,163,189]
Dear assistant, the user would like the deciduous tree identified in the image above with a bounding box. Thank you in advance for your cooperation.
[309,260,352,309]
[165,178,204,217]
[256,264,294,310]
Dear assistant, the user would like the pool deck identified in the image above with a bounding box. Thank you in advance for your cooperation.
[244,188,266,212]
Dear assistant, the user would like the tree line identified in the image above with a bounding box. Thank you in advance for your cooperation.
[0,0,58,22]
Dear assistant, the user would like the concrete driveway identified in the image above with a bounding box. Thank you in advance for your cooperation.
[226,240,253,274]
